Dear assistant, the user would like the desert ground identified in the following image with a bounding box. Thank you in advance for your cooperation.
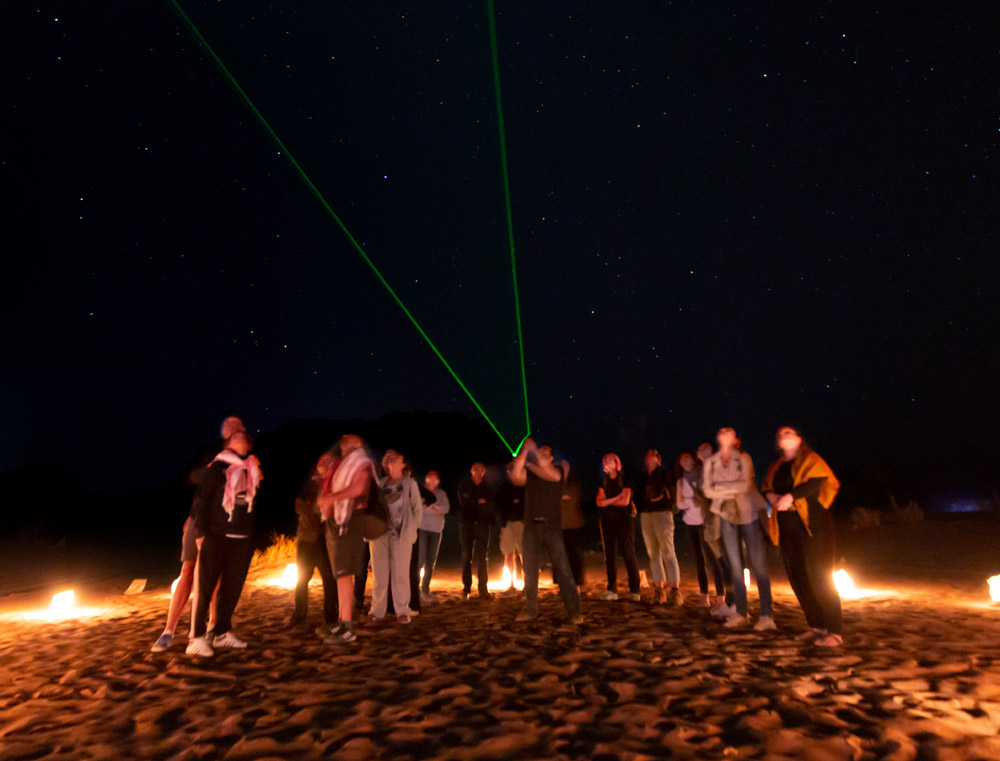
[3,515,1000,760]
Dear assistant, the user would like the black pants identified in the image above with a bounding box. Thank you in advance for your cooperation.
[778,504,843,635]
[407,536,421,612]
[685,523,726,596]
[460,520,491,595]
[562,528,585,586]
[600,507,640,593]
[354,542,370,609]
[294,537,338,624]
[194,534,254,638]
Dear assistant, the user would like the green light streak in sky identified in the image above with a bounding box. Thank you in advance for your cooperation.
[171,0,530,455]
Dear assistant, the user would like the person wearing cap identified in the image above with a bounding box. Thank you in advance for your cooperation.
[596,453,641,602]
[150,415,243,653]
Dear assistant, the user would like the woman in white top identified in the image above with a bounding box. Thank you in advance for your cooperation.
[702,428,775,631]
[369,450,423,624]
[675,452,726,608]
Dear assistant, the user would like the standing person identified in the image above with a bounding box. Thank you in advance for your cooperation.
[697,440,736,617]
[596,454,641,602]
[457,462,495,600]
[637,449,682,605]
[762,427,843,648]
[150,416,241,652]
[496,463,526,595]
[186,430,262,657]
[558,460,586,592]
[510,439,582,623]
[319,434,374,645]
[418,471,449,603]
[676,452,726,608]
[288,452,338,635]
[703,428,775,631]
[369,451,422,623]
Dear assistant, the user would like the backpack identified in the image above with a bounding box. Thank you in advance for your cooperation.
[363,467,390,541]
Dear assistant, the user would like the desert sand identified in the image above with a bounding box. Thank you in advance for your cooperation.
[3,516,1000,760]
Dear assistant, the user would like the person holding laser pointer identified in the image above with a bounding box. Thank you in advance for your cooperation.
[510,438,583,624]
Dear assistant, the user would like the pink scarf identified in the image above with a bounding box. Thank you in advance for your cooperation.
[213,450,262,521]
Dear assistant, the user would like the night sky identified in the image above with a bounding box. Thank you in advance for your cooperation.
[5,2,997,503]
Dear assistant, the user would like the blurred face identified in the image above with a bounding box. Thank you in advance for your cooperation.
[339,435,362,456]
[602,456,619,475]
[470,463,486,484]
[717,428,737,450]
[316,453,335,476]
[220,416,245,440]
[679,453,695,472]
[696,443,713,462]
[645,452,660,472]
[537,445,554,466]
[229,431,250,456]
[777,427,802,454]
[386,456,405,480]
[425,472,440,491]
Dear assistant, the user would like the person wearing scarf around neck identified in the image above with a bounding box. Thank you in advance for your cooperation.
[638,449,682,606]
[369,450,423,624]
[318,434,374,645]
[596,453,641,602]
[186,430,261,657]
[702,428,776,632]
[762,427,843,648]
[676,451,727,608]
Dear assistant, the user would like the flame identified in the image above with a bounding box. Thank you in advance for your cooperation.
[51,590,75,615]
[833,569,857,598]
[743,568,752,589]
[419,567,425,581]
[281,563,298,588]
[988,575,1000,603]
[487,565,526,592]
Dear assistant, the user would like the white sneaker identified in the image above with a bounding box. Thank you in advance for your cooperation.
[599,590,619,601]
[711,603,736,617]
[185,636,214,658]
[754,615,777,632]
[211,631,247,649]
[724,614,750,629]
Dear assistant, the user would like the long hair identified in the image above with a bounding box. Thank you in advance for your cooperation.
[674,452,698,483]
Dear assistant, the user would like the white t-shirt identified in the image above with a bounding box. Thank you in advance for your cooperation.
[677,477,704,525]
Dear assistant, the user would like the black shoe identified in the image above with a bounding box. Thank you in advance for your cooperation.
[324,625,356,644]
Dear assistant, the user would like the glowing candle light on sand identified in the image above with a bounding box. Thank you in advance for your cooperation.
[51,590,75,615]
[488,565,526,592]
[988,575,1000,602]
[419,568,425,581]
[833,569,857,598]
[743,568,751,588]
[281,563,298,588]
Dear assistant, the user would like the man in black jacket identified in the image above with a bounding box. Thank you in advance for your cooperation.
[457,462,494,600]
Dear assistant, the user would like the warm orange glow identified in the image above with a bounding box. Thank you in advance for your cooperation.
[743,568,752,589]
[488,565,525,592]
[832,569,891,600]
[170,577,180,596]
[51,590,75,615]
[1,589,105,622]
[988,575,1000,602]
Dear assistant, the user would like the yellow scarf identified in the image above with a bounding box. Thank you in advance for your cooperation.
[762,447,839,545]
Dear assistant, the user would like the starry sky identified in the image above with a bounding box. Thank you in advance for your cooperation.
[5,1,998,503]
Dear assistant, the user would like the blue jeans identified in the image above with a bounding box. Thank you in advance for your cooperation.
[720,518,773,618]
[417,529,443,594]
[523,518,580,618]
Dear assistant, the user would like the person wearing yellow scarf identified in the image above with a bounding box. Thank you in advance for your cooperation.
[761,427,842,648]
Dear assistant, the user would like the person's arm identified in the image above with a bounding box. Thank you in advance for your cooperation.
[320,468,370,519]
[596,487,609,508]
[510,439,534,486]
[791,477,826,502]
[438,491,451,515]
[191,465,221,539]
[526,460,561,483]
[409,479,423,524]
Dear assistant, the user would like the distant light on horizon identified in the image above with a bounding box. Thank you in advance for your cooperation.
[988,575,1000,603]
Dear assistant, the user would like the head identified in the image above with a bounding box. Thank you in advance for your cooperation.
[677,452,696,473]
[717,427,739,451]
[602,453,622,477]
[536,445,555,467]
[220,415,245,441]
[228,430,250,457]
[338,434,363,457]
[696,440,715,462]
[424,470,440,491]
[382,450,405,480]
[316,451,336,477]
[644,449,662,473]
[776,426,803,457]
[470,462,486,485]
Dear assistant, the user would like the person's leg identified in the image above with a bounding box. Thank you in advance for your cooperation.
[563,529,585,587]
[460,520,474,595]
[408,535,420,613]
[474,521,491,597]
[686,523,710,595]
[600,513,619,591]
[390,535,413,617]
[353,542,370,608]
[805,505,843,635]
[700,526,726,598]
[544,523,581,618]
[417,529,429,588]
[164,560,196,636]
[521,520,541,617]
[620,511,641,594]
[640,513,665,588]
[721,520,748,616]
[212,537,252,636]
[424,531,443,593]
[293,538,317,621]
[191,535,223,637]
[315,537,339,625]
[369,536,390,618]
[743,520,773,618]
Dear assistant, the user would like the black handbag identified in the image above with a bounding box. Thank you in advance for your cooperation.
[363,469,390,541]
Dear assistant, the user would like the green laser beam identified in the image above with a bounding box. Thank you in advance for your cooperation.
[487,0,531,440]
[170,0,529,456]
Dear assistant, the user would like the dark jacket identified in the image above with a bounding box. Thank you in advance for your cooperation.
[457,479,495,524]
[496,480,526,526]
[295,474,323,543]
[192,459,257,539]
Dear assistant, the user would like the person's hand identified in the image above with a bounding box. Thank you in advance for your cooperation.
[776,493,795,511]
[522,437,537,453]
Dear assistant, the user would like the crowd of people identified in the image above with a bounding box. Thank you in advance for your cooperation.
[149,417,844,657]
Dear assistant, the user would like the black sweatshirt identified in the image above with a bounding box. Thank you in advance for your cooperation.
[192,459,257,539]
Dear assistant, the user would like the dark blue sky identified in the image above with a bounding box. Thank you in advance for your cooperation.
[4,1,997,500]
